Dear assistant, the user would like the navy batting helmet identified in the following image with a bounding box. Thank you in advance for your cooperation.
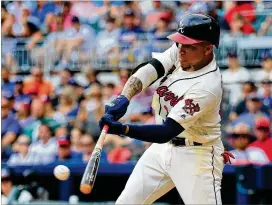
[168,13,220,48]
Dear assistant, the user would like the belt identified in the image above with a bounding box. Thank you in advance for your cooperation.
[170,137,202,147]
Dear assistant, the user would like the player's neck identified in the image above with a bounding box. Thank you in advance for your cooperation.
[191,54,214,72]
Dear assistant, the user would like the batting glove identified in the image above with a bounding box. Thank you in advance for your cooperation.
[104,95,130,121]
[99,115,127,135]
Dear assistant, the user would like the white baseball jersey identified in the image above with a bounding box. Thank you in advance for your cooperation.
[151,44,223,144]
[117,44,225,205]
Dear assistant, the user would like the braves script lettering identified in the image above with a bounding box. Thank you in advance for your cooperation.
[156,86,184,106]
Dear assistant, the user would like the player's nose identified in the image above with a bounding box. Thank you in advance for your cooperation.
[179,48,186,56]
[178,44,186,55]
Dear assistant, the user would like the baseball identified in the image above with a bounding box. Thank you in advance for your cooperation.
[54,165,70,181]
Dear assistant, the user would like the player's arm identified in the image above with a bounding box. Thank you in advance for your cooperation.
[130,43,178,90]
[103,44,178,121]
[100,89,217,143]
[100,117,184,143]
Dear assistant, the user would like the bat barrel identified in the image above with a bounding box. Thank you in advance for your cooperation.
[80,125,109,194]
[80,184,92,195]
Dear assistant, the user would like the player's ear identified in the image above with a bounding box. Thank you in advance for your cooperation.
[204,45,213,56]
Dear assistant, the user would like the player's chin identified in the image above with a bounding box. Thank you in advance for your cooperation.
[179,60,191,69]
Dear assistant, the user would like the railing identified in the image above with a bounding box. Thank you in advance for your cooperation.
[2,36,272,72]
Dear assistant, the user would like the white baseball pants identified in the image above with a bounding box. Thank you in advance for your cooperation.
[116,139,225,204]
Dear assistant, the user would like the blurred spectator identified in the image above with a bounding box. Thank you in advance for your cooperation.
[1,97,21,150]
[55,126,68,140]
[70,1,108,22]
[108,147,132,164]
[174,1,191,24]
[57,85,79,122]
[8,135,39,166]
[84,68,101,87]
[225,1,256,26]
[55,135,82,162]
[230,13,255,36]
[16,101,34,128]
[57,16,95,68]
[71,128,82,152]
[144,0,169,28]
[222,50,251,105]
[2,1,43,55]
[102,83,116,104]
[150,11,174,53]
[260,80,272,111]
[13,77,31,112]
[42,96,67,126]
[229,81,257,120]
[83,84,103,113]
[2,91,16,114]
[68,79,85,104]
[229,123,269,165]
[80,134,107,163]
[258,16,272,36]
[54,69,72,95]
[114,69,129,95]
[32,1,60,24]
[77,84,104,138]
[206,2,229,31]
[2,67,15,94]
[1,168,33,205]
[231,93,270,129]
[252,50,272,82]
[23,67,53,97]
[96,15,120,62]
[18,8,44,51]
[48,1,73,32]
[29,124,57,164]
[32,14,66,68]
[22,98,60,142]
[249,118,272,161]
[118,9,144,50]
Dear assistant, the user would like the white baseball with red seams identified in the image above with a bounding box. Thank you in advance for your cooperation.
[116,44,225,204]
[54,165,70,181]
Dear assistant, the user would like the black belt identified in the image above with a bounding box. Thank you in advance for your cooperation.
[170,137,202,146]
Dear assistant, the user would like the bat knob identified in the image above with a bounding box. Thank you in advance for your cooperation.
[80,184,92,194]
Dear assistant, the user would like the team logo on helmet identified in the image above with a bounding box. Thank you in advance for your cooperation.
[179,23,185,33]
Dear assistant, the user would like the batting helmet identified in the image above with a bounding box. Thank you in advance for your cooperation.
[167,13,220,48]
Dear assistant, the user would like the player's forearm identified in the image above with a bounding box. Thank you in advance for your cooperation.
[121,76,143,100]
[121,58,165,100]
[124,118,184,143]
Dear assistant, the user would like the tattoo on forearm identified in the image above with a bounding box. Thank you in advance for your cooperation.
[121,76,143,100]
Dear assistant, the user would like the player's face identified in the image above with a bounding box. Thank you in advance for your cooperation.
[178,43,213,70]
[233,136,249,150]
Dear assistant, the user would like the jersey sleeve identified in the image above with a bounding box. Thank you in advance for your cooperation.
[132,43,178,89]
[152,43,178,73]
[167,89,217,129]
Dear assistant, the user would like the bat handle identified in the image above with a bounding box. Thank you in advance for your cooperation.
[103,125,109,133]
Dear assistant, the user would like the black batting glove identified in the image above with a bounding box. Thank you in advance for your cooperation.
[99,115,127,135]
[105,95,130,121]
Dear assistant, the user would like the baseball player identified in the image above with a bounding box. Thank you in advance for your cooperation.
[99,14,234,204]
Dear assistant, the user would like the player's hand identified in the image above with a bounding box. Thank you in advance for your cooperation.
[104,95,130,121]
[99,115,127,135]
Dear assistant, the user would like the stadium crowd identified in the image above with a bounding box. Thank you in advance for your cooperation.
[1,0,272,169]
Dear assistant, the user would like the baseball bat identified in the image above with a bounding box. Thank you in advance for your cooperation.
[80,125,109,194]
